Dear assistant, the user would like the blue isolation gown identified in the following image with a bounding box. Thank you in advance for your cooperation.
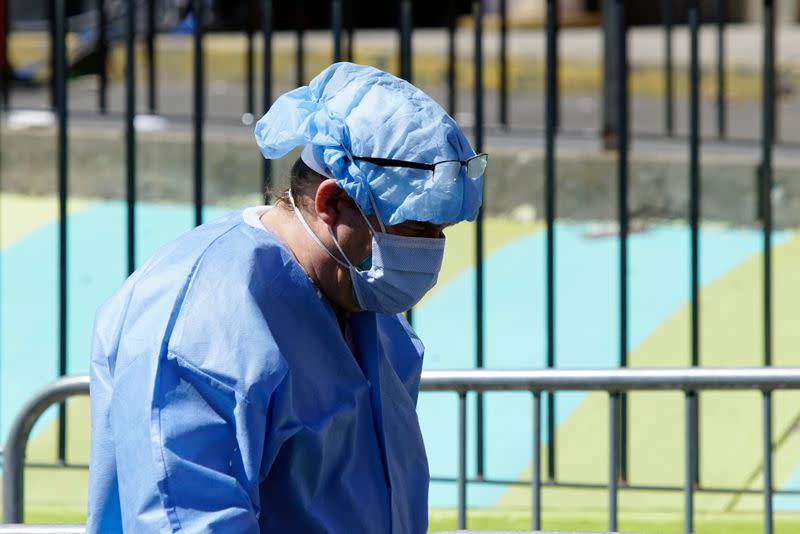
[87,210,429,533]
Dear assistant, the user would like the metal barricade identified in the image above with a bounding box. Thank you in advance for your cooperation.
[2,376,89,524]
[421,367,800,533]
[4,369,800,533]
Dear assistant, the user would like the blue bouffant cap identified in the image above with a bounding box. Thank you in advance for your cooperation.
[254,62,483,225]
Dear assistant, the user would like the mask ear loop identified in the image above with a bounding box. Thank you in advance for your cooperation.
[341,145,388,234]
[327,224,356,269]
[288,189,353,269]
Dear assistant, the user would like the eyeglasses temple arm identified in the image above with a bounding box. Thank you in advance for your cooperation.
[352,156,435,171]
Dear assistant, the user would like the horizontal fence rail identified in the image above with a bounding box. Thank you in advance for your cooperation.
[4,369,799,532]
[420,367,800,392]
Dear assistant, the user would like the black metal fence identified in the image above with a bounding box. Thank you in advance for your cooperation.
[0,0,788,524]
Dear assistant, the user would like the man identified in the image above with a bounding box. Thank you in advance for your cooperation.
[88,62,486,533]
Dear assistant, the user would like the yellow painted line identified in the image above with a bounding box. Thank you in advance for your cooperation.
[498,232,800,513]
[0,194,93,250]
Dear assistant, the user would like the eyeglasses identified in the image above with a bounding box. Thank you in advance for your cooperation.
[352,153,488,182]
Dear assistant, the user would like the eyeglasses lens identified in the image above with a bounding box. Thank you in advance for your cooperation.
[466,154,488,179]
[432,160,462,183]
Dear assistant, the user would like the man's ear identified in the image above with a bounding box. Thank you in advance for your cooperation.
[315,179,342,226]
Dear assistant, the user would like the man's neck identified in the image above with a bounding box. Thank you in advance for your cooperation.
[260,205,350,314]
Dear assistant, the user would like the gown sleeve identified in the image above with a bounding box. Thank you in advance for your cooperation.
[128,236,289,533]
[144,350,279,533]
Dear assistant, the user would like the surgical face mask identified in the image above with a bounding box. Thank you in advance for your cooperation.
[287,190,445,314]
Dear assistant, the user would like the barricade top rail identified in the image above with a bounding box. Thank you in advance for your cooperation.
[6,369,798,527]
[419,367,800,392]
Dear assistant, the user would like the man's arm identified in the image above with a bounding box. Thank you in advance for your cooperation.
[140,351,276,533]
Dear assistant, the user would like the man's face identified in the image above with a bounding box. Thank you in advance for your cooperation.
[312,183,449,312]
[384,219,450,239]
[336,197,449,266]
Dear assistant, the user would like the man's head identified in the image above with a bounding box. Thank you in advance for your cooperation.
[255,62,485,313]
[276,158,449,312]
[256,62,484,227]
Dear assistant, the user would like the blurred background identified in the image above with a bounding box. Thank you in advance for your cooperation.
[2,0,800,532]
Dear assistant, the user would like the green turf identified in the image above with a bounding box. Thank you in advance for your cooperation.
[429,509,800,533]
[18,506,800,533]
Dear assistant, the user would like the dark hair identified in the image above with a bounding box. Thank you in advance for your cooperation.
[272,157,325,210]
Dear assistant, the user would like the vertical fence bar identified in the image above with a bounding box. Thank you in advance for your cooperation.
[544,0,557,484]
[531,391,541,531]
[688,0,701,488]
[446,0,456,117]
[716,0,726,140]
[763,391,774,534]
[759,14,774,527]
[767,1,777,142]
[96,0,108,114]
[125,0,136,275]
[608,392,620,532]
[615,0,629,484]
[192,0,204,226]
[400,0,413,327]
[457,391,467,530]
[245,0,255,115]
[762,0,774,368]
[498,0,508,128]
[472,0,485,482]
[332,0,342,63]
[663,0,673,136]
[262,0,273,200]
[345,0,354,63]
[553,0,560,131]
[55,0,68,464]
[684,391,696,534]
[600,0,616,148]
[0,0,8,109]
[400,0,412,82]
[146,0,156,114]
[295,0,305,87]
[49,2,57,110]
